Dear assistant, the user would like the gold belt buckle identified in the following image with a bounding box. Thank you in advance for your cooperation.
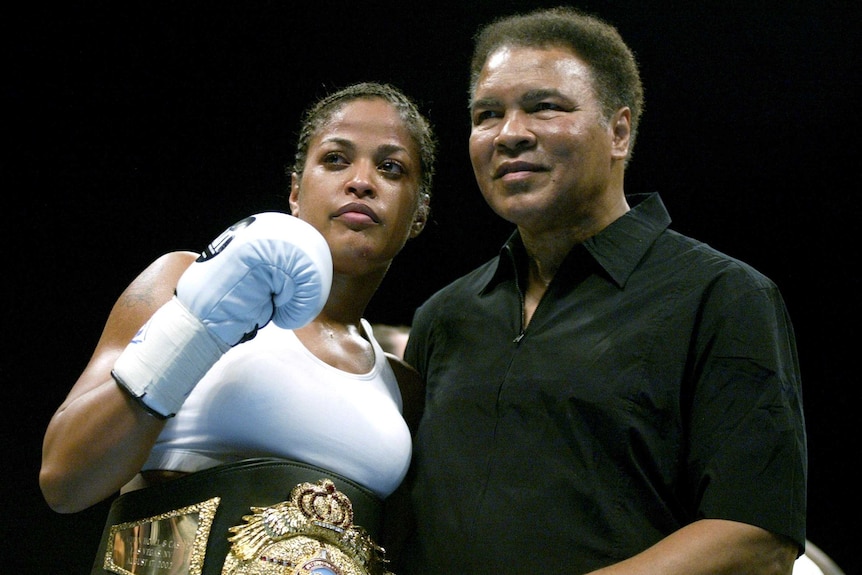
[222,479,391,575]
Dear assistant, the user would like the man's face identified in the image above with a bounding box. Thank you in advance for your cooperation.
[469,45,620,233]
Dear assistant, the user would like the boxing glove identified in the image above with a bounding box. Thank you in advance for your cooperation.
[112,212,333,418]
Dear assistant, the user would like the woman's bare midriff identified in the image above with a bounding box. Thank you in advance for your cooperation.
[120,469,190,493]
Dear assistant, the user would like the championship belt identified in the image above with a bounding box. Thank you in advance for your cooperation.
[91,458,391,575]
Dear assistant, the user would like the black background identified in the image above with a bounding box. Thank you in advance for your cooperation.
[4,2,859,573]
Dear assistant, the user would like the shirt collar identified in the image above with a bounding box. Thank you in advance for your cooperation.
[482,192,672,292]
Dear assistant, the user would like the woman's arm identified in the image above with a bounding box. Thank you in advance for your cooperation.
[39,251,197,513]
[386,354,424,437]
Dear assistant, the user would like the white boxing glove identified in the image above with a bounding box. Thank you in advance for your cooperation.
[112,212,332,418]
[177,212,333,345]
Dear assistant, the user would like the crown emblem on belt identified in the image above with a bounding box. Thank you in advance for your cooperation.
[222,479,391,575]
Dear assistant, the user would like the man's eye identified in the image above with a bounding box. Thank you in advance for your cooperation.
[379,160,405,176]
[534,102,562,112]
[474,110,501,123]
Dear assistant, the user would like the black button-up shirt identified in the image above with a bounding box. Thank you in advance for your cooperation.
[402,192,806,573]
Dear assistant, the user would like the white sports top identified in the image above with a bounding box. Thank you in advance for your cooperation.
[142,319,412,498]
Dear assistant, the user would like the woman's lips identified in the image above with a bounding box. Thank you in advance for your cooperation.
[333,202,380,226]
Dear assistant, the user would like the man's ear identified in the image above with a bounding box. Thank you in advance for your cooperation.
[611,107,632,161]
[288,172,301,215]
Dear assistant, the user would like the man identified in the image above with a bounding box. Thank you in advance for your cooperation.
[397,7,806,574]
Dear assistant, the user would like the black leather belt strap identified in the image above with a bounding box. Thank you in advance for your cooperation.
[90,457,383,575]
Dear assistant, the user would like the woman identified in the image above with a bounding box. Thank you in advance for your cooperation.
[39,82,436,575]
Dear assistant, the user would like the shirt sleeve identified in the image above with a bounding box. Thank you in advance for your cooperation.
[686,269,807,551]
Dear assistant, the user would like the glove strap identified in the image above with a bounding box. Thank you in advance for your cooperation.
[112,297,229,418]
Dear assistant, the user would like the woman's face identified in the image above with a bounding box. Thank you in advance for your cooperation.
[290,98,426,275]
